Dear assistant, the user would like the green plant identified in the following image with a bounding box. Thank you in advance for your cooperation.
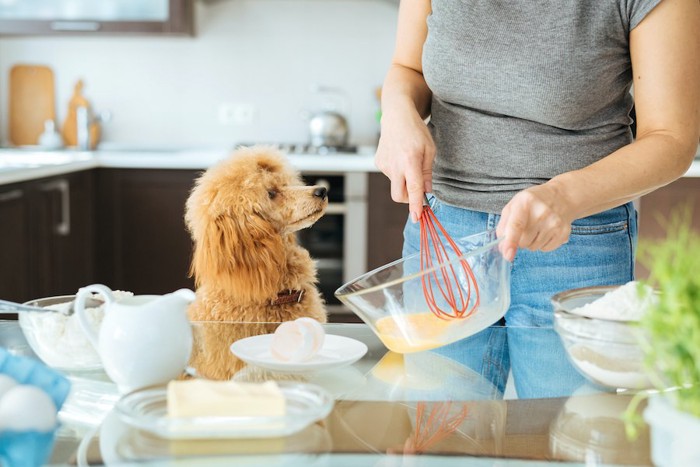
[624,205,700,437]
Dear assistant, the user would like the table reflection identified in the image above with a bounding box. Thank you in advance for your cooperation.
[550,392,650,465]
[0,320,652,465]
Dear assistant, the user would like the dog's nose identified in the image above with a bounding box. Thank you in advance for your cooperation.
[313,186,328,200]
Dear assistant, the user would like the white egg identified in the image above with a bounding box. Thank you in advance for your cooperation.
[295,317,325,356]
[0,374,18,399]
[270,318,325,362]
[0,385,57,432]
[270,321,301,362]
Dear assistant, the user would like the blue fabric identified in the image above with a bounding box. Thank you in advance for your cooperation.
[403,196,638,398]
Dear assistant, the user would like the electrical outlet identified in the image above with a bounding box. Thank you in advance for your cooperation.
[218,103,256,126]
[233,104,256,124]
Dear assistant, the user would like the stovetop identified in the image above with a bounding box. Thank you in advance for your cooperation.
[239,143,359,155]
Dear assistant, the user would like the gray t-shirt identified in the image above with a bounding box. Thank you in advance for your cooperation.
[423,0,663,214]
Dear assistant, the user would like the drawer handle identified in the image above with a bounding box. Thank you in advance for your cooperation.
[50,21,101,32]
[40,179,71,236]
[325,203,346,215]
[0,189,22,203]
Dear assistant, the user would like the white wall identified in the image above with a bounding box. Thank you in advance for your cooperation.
[0,0,398,148]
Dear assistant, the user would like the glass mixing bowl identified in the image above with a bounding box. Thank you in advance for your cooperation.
[19,295,103,371]
[335,230,511,354]
[551,286,652,390]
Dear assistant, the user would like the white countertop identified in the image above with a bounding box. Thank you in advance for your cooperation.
[0,147,381,185]
[1,145,699,186]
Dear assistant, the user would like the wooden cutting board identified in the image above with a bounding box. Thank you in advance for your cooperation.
[9,64,56,146]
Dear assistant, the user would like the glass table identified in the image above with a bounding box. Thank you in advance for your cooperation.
[0,321,651,466]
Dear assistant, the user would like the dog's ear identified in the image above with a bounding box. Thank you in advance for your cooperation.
[190,210,286,303]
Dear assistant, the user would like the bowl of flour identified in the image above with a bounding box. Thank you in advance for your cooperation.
[551,282,658,390]
[19,292,133,372]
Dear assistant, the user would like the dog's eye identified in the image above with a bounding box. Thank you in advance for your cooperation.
[267,189,278,199]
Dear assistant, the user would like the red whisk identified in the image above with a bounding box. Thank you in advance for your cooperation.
[420,195,480,319]
[404,401,470,454]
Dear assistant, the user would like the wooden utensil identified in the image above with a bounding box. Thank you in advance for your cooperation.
[9,64,56,146]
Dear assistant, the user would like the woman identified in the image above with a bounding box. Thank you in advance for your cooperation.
[376,0,700,397]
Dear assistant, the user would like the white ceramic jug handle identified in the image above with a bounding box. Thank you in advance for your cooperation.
[75,284,115,350]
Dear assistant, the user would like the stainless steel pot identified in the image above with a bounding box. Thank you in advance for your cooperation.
[309,111,349,147]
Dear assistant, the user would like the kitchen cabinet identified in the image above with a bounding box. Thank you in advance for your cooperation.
[0,0,193,36]
[367,173,407,270]
[35,170,95,298]
[95,168,199,295]
[0,184,32,303]
[0,170,95,305]
[636,177,700,278]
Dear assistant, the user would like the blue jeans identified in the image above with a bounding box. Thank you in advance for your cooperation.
[402,195,638,399]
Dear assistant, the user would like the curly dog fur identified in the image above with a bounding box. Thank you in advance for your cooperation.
[185,146,328,379]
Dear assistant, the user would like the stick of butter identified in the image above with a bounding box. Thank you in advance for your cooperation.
[167,380,286,418]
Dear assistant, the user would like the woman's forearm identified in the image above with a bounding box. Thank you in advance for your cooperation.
[381,63,433,122]
[550,133,698,221]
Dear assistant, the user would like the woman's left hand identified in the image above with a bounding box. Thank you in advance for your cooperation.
[496,183,574,262]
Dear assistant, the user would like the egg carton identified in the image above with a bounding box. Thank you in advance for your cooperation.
[0,348,71,467]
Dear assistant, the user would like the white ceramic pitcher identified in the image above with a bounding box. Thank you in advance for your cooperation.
[75,284,195,393]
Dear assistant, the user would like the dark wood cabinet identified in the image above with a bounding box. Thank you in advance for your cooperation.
[636,177,700,278]
[367,172,408,270]
[95,168,200,294]
[0,184,32,303]
[0,170,95,304]
[34,171,96,298]
[0,0,193,36]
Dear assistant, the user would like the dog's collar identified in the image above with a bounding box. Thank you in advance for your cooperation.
[270,289,304,306]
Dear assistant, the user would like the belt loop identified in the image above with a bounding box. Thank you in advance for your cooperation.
[487,213,498,231]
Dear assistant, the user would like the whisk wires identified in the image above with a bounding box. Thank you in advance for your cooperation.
[406,401,470,453]
[419,199,480,319]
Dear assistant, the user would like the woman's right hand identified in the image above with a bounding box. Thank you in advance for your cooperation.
[375,108,436,222]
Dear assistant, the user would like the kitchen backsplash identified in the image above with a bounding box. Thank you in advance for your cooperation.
[0,0,397,148]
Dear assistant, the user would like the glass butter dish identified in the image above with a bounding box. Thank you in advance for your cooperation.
[115,381,333,440]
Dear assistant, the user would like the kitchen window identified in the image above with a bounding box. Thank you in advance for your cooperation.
[0,0,192,35]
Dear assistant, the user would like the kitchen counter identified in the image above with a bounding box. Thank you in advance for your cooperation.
[0,146,380,185]
[1,144,699,186]
[0,321,652,466]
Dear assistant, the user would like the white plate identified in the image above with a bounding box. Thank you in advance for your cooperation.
[115,381,333,440]
[230,334,368,373]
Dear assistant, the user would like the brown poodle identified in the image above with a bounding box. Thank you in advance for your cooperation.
[184,145,328,379]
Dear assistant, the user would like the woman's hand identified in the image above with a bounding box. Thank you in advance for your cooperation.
[375,109,436,222]
[374,0,433,221]
[496,182,574,262]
